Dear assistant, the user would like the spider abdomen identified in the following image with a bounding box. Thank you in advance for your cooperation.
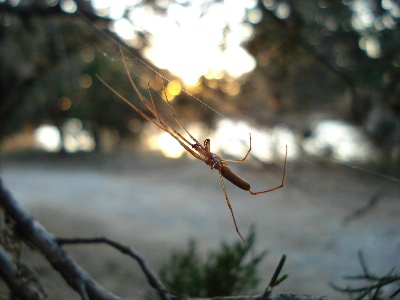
[221,165,251,191]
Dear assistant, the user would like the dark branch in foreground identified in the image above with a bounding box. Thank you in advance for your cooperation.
[56,237,173,300]
[0,179,119,300]
[0,247,47,300]
[0,179,328,300]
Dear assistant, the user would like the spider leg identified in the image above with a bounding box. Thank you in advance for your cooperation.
[144,85,206,162]
[96,75,165,132]
[98,54,205,163]
[162,86,201,145]
[116,47,207,163]
[146,82,165,128]
[224,133,252,163]
[249,145,287,195]
[120,49,160,119]
[218,168,245,243]
[120,47,183,141]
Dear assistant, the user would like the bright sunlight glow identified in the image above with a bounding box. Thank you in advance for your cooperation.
[212,119,298,162]
[34,125,62,152]
[140,118,297,163]
[302,120,376,163]
[92,0,258,85]
[34,120,96,153]
[157,132,184,158]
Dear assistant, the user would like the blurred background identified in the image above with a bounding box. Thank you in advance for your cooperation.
[0,0,400,299]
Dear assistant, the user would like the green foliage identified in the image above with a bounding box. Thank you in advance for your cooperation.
[159,227,267,298]
[261,254,288,300]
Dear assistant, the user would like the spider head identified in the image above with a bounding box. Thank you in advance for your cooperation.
[191,142,202,150]
[204,139,211,152]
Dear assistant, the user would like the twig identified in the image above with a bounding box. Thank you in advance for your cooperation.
[330,251,400,299]
[56,237,173,300]
[343,195,379,224]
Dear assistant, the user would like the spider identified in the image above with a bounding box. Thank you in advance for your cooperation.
[97,49,287,242]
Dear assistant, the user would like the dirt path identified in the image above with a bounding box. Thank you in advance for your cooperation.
[1,152,399,299]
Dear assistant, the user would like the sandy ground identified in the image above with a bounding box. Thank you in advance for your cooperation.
[0,151,399,299]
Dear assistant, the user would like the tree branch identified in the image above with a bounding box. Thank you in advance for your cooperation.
[0,179,119,300]
[0,246,47,299]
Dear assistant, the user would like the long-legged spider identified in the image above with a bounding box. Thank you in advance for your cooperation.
[97,49,287,242]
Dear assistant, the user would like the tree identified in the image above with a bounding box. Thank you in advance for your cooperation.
[246,0,400,146]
